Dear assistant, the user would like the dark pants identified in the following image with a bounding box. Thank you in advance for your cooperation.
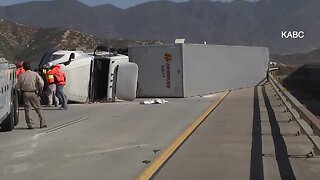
[23,92,45,127]
[56,85,68,108]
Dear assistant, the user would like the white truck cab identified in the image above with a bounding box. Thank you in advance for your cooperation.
[0,58,19,131]
[39,48,138,103]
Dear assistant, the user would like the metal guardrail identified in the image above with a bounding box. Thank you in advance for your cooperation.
[269,74,320,156]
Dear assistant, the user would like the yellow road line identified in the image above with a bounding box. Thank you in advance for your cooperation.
[137,91,230,180]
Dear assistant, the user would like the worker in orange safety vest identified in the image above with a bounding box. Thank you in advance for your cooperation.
[45,63,59,107]
[51,64,68,110]
[15,61,26,105]
[16,61,26,78]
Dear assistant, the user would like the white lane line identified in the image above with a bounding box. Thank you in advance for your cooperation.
[10,163,44,174]
[64,144,151,158]
[12,150,33,158]
[31,143,37,148]
[32,133,43,141]
[11,163,29,174]
[11,117,88,159]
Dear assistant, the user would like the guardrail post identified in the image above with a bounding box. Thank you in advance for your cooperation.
[301,114,310,126]
[313,128,320,137]
[299,127,307,136]
[314,147,320,156]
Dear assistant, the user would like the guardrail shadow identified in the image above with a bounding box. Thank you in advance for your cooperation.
[250,85,264,180]
[262,85,296,180]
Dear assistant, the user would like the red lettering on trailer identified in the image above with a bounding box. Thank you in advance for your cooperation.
[164,53,172,62]
[166,63,171,88]
[161,65,165,77]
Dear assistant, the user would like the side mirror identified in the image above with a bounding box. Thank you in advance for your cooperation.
[63,53,75,66]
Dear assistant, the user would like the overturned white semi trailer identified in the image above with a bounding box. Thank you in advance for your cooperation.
[129,44,269,97]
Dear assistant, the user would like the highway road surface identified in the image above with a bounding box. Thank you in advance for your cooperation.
[0,93,223,180]
[1,84,320,180]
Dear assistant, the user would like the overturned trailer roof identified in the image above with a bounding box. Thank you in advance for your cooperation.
[129,43,269,98]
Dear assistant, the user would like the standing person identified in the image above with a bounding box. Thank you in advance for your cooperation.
[16,61,26,105]
[17,62,47,129]
[51,64,68,110]
[45,63,59,107]
[16,61,25,78]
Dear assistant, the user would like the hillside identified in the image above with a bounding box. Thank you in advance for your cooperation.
[272,48,320,65]
[0,0,320,54]
[0,18,161,62]
[0,19,99,62]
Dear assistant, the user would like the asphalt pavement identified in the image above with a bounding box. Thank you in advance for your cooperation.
[2,84,319,180]
[0,93,223,180]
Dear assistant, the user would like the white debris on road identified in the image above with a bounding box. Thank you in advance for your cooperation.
[140,99,169,105]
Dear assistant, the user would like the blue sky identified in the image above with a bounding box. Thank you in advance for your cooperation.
[0,0,249,9]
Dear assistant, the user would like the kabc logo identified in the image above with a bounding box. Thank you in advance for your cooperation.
[281,31,305,39]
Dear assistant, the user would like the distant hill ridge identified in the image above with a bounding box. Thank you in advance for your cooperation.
[1,0,320,54]
[0,19,99,61]
[273,48,320,65]
[0,18,163,62]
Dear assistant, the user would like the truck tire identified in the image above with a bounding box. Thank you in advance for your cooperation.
[14,88,19,126]
[0,103,14,132]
